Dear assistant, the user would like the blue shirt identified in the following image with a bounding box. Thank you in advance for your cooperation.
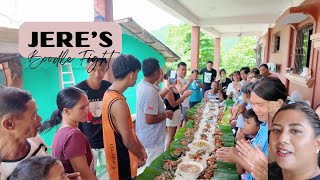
[236,104,252,128]
[246,121,268,180]
[189,80,202,102]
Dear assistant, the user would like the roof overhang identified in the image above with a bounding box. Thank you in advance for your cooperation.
[146,0,305,37]
[116,18,180,62]
[0,27,18,54]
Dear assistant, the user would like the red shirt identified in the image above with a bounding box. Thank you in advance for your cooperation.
[52,127,93,173]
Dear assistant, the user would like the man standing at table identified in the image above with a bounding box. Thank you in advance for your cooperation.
[199,61,217,97]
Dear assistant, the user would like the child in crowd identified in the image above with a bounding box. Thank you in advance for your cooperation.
[9,156,70,180]
[237,109,262,180]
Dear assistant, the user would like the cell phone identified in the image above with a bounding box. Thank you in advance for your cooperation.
[169,70,177,84]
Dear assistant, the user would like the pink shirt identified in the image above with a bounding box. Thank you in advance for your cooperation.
[52,127,93,173]
[268,73,278,78]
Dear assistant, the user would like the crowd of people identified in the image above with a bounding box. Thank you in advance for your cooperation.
[1,55,320,180]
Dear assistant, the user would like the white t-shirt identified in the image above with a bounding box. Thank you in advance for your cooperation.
[0,135,48,180]
[177,77,190,108]
[226,82,240,102]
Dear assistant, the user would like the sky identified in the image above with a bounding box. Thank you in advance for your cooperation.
[0,0,181,31]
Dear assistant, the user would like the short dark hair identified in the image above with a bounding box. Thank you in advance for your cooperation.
[207,61,213,64]
[241,82,256,96]
[254,74,264,80]
[142,58,160,77]
[9,156,59,180]
[245,109,261,126]
[112,54,141,80]
[253,77,287,102]
[259,64,269,69]
[177,62,187,68]
[250,68,260,75]
[219,69,226,76]
[240,67,250,74]
[191,69,199,74]
[233,71,240,76]
[0,87,32,118]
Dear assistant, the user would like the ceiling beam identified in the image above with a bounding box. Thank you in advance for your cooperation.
[220,31,263,37]
[199,15,278,26]
[201,27,221,37]
[147,0,200,25]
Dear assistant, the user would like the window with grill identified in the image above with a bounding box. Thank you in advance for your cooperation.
[274,32,281,53]
[295,24,313,74]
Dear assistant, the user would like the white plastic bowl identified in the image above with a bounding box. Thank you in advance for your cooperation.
[190,140,211,151]
[177,160,204,179]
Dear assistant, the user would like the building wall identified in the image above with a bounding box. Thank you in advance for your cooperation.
[258,0,320,108]
[21,33,166,146]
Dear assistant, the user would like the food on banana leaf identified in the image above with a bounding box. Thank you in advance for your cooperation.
[179,164,201,173]
[163,159,182,171]
[193,141,210,148]
[214,129,222,135]
[189,150,206,161]
[154,171,175,180]
[200,134,208,141]
[172,148,187,157]
[200,169,214,179]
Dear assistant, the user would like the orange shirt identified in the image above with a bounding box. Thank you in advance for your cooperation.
[102,90,138,180]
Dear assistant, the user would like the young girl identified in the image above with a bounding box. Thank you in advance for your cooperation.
[40,87,97,180]
[238,109,262,180]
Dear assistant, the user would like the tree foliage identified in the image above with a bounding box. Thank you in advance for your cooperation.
[164,25,214,71]
[220,36,257,76]
[163,24,257,75]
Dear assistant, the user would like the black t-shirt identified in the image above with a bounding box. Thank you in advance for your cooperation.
[199,68,217,88]
[75,80,112,149]
[218,78,232,90]
[269,162,320,180]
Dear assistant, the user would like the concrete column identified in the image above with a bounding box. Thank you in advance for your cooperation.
[94,0,114,82]
[265,28,272,63]
[191,26,200,71]
[214,37,220,77]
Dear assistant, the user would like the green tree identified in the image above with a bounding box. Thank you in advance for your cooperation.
[220,37,257,76]
[164,24,214,72]
[162,25,257,76]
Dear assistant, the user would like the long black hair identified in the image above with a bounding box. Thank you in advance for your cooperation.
[252,77,287,102]
[40,87,86,133]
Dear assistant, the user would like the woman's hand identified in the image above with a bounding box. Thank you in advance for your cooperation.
[236,140,268,180]
[66,172,81,180]
[216,147,238,163]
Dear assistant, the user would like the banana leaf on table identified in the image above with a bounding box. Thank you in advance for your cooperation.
[136,150,177,180]
[185,120,195,128]
[217,161,237,171]
[226,98,235,107]
[218,125,232,134]
[174,128,186,140]
[222,108,232,125]
[169,139,184,158]
[210,172,240,180]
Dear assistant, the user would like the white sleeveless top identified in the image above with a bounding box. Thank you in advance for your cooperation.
[207,90,220,101]
[0,135,48,180]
